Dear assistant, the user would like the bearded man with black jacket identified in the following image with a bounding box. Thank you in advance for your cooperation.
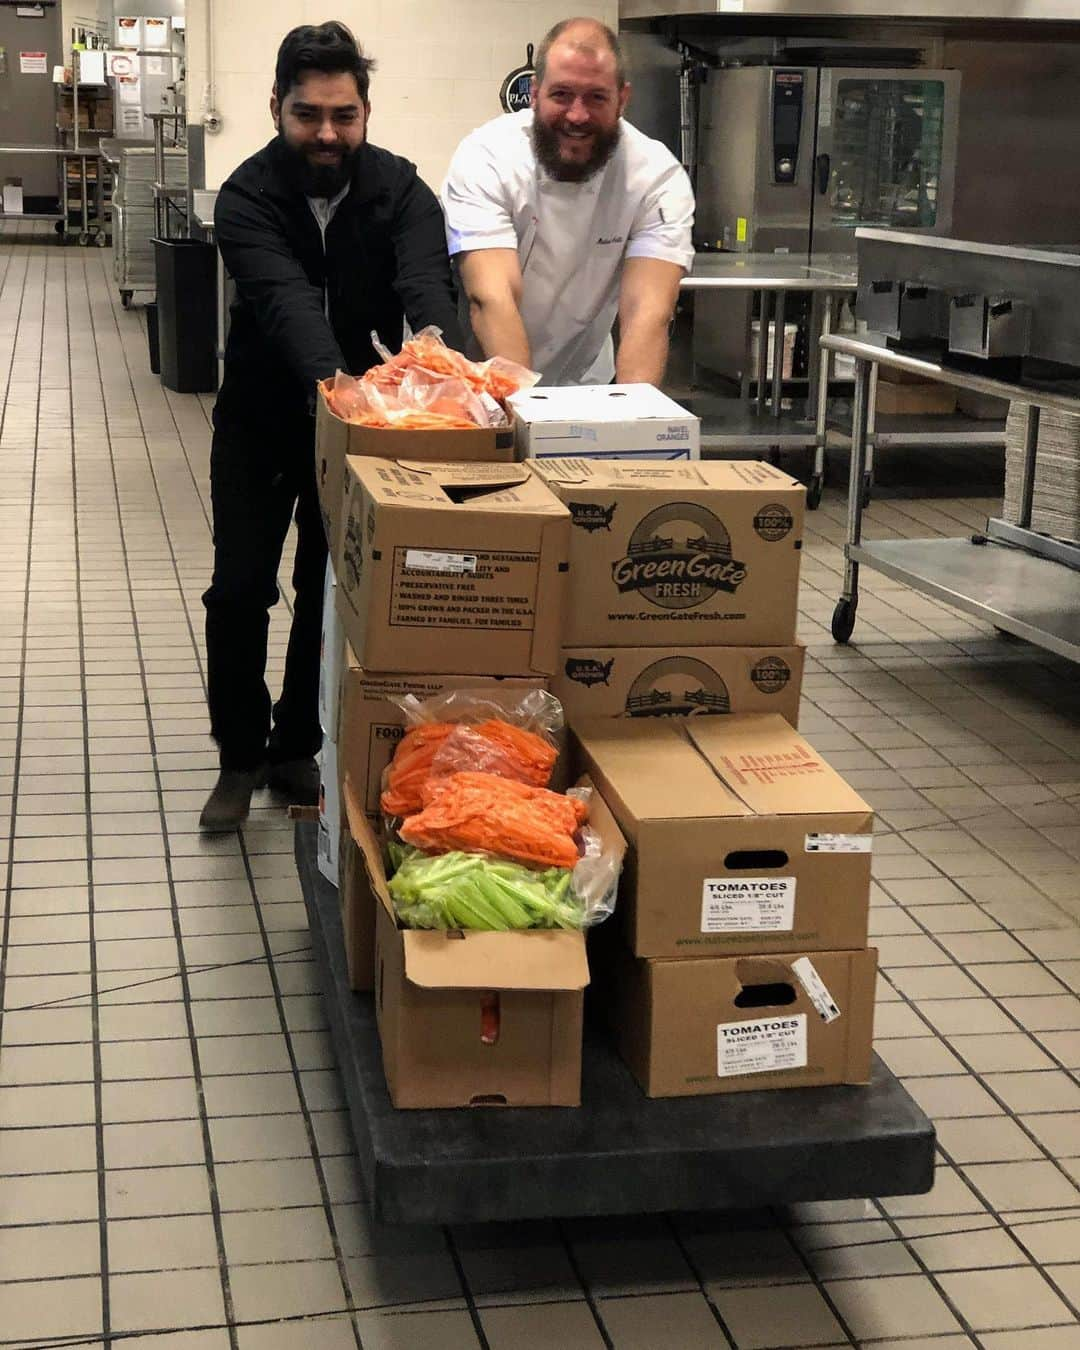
[200,22,463,830]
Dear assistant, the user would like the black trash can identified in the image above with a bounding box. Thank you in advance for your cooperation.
[145,301,161,375]
[153,238,217,393]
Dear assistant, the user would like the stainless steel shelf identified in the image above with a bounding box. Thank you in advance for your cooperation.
[850,538,1080,661]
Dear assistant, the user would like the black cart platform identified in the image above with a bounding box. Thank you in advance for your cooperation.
[297,824,936,1226]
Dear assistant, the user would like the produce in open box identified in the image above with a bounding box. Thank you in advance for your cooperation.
[379,689,620,931]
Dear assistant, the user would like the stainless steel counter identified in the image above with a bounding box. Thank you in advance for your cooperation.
[682,252,857,291]
[825,333,1080,662]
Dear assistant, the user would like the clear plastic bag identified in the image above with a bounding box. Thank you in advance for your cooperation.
[380,688,564,818]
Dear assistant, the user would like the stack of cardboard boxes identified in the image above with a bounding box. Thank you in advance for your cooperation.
[316,385,878,1109]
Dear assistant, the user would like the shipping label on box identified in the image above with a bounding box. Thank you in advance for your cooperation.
[338,657,548,817]
[531,459,804,647]
[595,938,877,1097]
[315,383,516,559]
[508,384,700,461]
[573,714,874,959]
[334,458,569,676]
[554,645,803,728]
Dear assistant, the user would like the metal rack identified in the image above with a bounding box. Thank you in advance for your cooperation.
[0,144,103,243]
[827,334,1080,661]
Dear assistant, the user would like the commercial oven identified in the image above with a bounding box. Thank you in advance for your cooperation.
[693,64,961,383]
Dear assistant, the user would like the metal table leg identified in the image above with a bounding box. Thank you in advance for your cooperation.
[832,355,873,643]
[755,289,771,419]
[864,363,879,504]
[771,290,786,419]
[809,293,834,510]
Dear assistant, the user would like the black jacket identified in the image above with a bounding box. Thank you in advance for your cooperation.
[213,136,463,447]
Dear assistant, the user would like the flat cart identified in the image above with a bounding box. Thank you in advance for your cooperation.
[295,823,936,1226]
[826,333,1080,659]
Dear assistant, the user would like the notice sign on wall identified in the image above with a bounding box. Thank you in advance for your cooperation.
[19,51,48,75]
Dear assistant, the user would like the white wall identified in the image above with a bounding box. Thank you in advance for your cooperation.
[185,0,617,191]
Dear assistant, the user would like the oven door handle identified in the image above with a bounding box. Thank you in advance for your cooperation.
[815,152,831,196]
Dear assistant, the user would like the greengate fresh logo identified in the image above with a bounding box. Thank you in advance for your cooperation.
[611,501,746,609]
[626,655,731,717]
[567,501,616,532]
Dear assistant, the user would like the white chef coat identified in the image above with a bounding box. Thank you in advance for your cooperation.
[441,110,694,385]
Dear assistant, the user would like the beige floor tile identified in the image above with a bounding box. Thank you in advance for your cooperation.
[108,1214,221,1273]
[236,1315,358,1350]
[0,1122,97,1174]
[878,1036,967,1077]
[986,1071,1080,1114]
[981,1329,1080,1350]
[806,1236,919,1279]
[964,1160,1080,1211]
[1001,996,1080,1032]
[686,1224,810,1289]
[350,1310,484,1350]
[825,1273,962,1340]
[938,1265,1076,1332]
[101,1077,201,1123]
[103,1118,207,1169]
[110,1267,227,1334]
[948,1033,1058,1073]
[975,963,1074,997]
[596,1292,724,1347]
[0,1220,100,1280]
[880,1168,986,1218]
[1013,1215,1080,1264]
[919,998,1018,1037]
[908,1224,1028,1273]
[935,1115,1043,1164]
[1038,1030,1080,1067]
[0,1275,102,1342]
[221,1206,335,1265]
[712,1283,846,1348]
[214,1157,323,1211]
[480,1299,608,1349]
[105,1164,213,1219]
[903,1074,1005,1120]
[208,1111,311,1163]
[228,1259,348,1322]
[0,1169,99,1224]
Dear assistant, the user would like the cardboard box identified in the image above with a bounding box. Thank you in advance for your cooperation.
[573,714,874,959]
[530,459,804,647]
[316,382,516,557]
[338,657,548,818]
[554,645,804,728]
[351,786,625,1109]
[508,383,700,461]
[316,738,340,886]
[339,778,378,991]
[2,180,24,215]
[318,561,345,740]
[875,372,957,416]
[335,458,569,676]
[596,941,877,1097]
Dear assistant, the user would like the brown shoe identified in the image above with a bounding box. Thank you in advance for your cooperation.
[199,767,265,832]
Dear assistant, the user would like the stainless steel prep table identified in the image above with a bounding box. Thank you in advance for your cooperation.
[826,333,1080,661]
[680,252,857,508]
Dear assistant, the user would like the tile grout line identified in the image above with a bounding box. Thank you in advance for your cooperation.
[66,241,112,1346]
[82,244,241,1349]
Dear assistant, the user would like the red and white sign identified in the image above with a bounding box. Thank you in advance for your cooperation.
[19,51,48,75]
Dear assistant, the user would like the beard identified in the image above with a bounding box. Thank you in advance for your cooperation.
[531,115,620,184]
[277,129,363,198]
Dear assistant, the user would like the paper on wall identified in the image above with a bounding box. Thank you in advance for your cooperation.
[78,50,106,85]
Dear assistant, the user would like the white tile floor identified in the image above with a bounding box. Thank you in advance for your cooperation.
[1,222,1079,1349]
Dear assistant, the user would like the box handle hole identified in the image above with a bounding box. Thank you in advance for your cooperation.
[724,849,789,869]
[469,1094,508,1106]
[734,981,797,1009]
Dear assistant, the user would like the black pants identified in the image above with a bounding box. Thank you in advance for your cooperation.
[202,432,328,772]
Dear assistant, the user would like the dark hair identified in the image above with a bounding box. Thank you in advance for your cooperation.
[274,21,375,104]
[534,18,625,88]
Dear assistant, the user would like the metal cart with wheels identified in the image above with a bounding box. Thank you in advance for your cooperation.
[826,334,1080,658]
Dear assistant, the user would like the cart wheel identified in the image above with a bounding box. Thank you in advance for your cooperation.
[806,473,824,511]
[120,290,133,309]
[832,597,857,644]
[861,472,873,508]
[53,220,65,236]
[78,231,90,247]
[95,232,107,248]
